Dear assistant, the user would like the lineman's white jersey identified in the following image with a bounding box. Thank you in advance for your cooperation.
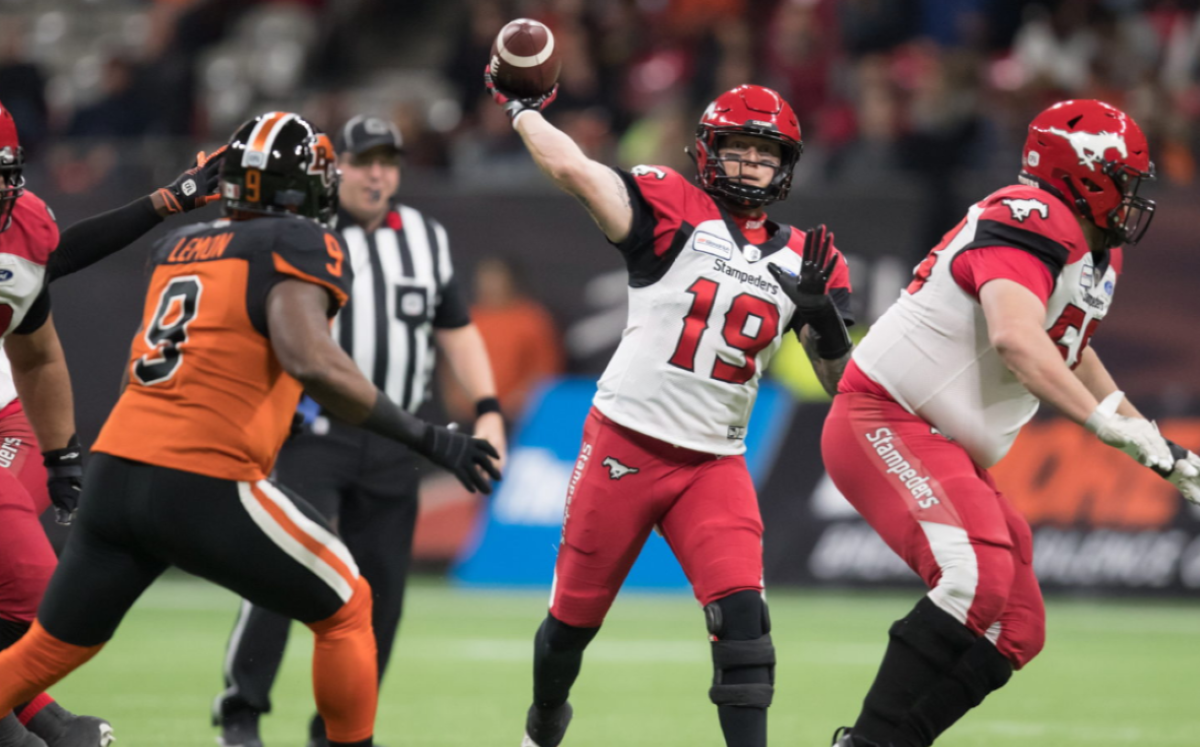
[593,166,854,455]
[850,183,1117,468]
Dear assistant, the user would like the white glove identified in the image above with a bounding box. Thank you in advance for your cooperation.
[1162,439,1200,505]
[1084,391,1174,473]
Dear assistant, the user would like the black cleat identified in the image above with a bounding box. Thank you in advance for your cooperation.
[521,703,572,747]
[0,713,47,747]
[22,704,112,747]
[830,726,885,747]
[213,709,261,747]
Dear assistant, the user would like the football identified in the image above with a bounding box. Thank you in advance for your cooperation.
[489,18,561,99]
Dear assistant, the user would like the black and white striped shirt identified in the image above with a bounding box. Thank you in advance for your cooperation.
[332,203,470,413]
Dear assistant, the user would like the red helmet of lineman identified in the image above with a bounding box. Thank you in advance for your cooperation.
[0,101,25,233]
[1021,99,1155,246]
[692,85,803,209]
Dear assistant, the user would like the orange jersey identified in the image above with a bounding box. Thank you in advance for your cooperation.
[93,214,351,481]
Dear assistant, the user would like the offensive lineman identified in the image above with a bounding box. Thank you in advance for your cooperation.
[486,74,855,747]
[0,112,499,747]
[824,100,1200,747]
[0,101,227,747]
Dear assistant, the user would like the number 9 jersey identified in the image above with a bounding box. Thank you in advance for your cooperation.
[93,214,351,482]
[594,165,853,455]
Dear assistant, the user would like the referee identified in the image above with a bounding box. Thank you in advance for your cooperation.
[212,115,507,747]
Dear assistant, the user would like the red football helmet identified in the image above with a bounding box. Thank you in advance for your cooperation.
[692,85,803,209]
[0,101,25,233]
[1021,100,1154,246]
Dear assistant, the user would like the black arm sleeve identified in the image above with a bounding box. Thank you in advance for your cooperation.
[47,196,163,282]
[13,288,50,335]
[432,274,471,329]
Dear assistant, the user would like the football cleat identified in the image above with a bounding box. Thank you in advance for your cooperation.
[0,712,47,747]
[521,702,573,747]
[213,708,260,747]
[22,703,113,747]
[829,726,885,747]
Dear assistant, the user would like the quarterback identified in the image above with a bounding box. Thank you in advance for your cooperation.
[487,72,855,747]
[824,100,1200,747]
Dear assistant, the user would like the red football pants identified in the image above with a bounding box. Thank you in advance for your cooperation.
[0,401,56,624]
[822,392,1045,669]
[549,408,764,628]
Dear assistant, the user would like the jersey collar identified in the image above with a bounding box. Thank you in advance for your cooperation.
[717,205,792,260]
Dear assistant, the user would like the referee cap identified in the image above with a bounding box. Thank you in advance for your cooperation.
[336,115,404,156]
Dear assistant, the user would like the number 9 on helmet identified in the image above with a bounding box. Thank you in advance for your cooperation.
[220,111,340,224]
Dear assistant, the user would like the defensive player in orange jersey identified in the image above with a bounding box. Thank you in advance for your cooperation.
[0,112,500,747]
[0,99,228,747]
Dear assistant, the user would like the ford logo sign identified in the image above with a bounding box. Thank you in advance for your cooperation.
[0,270,13,282]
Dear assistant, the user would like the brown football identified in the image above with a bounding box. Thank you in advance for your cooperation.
[489,19,562,99]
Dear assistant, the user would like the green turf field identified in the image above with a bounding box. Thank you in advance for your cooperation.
[47,571,1199,746]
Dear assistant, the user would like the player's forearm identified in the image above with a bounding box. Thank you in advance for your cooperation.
[800,326,850,396]
[992,324,1098,425]
[48,196,163,281]
[6,325,76,451]
[1073,346,1144,418]
[435,324,498,403]
[514,111,592,191]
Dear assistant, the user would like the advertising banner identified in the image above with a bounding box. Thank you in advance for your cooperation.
[452,378,794,589]
[761,407,1200,595]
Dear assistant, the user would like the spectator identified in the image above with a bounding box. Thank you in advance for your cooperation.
[446,256,564,422]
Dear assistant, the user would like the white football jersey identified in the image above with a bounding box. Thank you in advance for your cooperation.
[0,190,59,409]
[593,166,853,455]
[852,184,1116,468]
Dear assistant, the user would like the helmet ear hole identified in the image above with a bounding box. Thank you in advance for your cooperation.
[1081,178,1104,193]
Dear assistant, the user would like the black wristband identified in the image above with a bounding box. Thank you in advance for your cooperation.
[475,397,502,418]
[801,298,853,360]
[361,390,427,448]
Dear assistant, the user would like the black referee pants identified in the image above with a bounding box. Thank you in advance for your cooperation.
[215,418,421,737]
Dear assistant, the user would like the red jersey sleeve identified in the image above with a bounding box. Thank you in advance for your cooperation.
[951,246,1054,303]
[0,191,59,267]
[961,187,1088,282]
[612,165,720,287]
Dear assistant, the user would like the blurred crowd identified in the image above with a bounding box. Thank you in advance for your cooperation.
[439,0,1200,188]
[7,0,1200,190]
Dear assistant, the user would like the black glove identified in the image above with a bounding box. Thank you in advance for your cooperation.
[43,435,83,526]
[484,65,558,124]
[154,145,228,215]
[768,224,852,360]
[420,424,502,494]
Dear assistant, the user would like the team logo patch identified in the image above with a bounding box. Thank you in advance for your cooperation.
[602,456,638,480]
[692,231,733,260]
[743,245,762,262]
[1002,198,1049,222]
[1046,127,1128,172]
[631,164,667,180]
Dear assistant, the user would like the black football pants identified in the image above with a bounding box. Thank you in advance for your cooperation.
[38,454,349,648]
[215,419,421,728]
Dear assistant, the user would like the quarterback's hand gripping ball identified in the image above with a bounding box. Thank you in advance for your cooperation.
[485,18,561,124]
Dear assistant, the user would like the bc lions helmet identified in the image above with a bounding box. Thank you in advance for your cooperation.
[1021,100,1154,246]
[692,85,803,209]
[0,101,25,233]
[221,112,339,224]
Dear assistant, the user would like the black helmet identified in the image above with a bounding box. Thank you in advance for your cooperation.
[220,112,338,223]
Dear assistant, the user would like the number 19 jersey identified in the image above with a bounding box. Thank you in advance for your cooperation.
[594,166,854,455]
[93,214,351,482]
